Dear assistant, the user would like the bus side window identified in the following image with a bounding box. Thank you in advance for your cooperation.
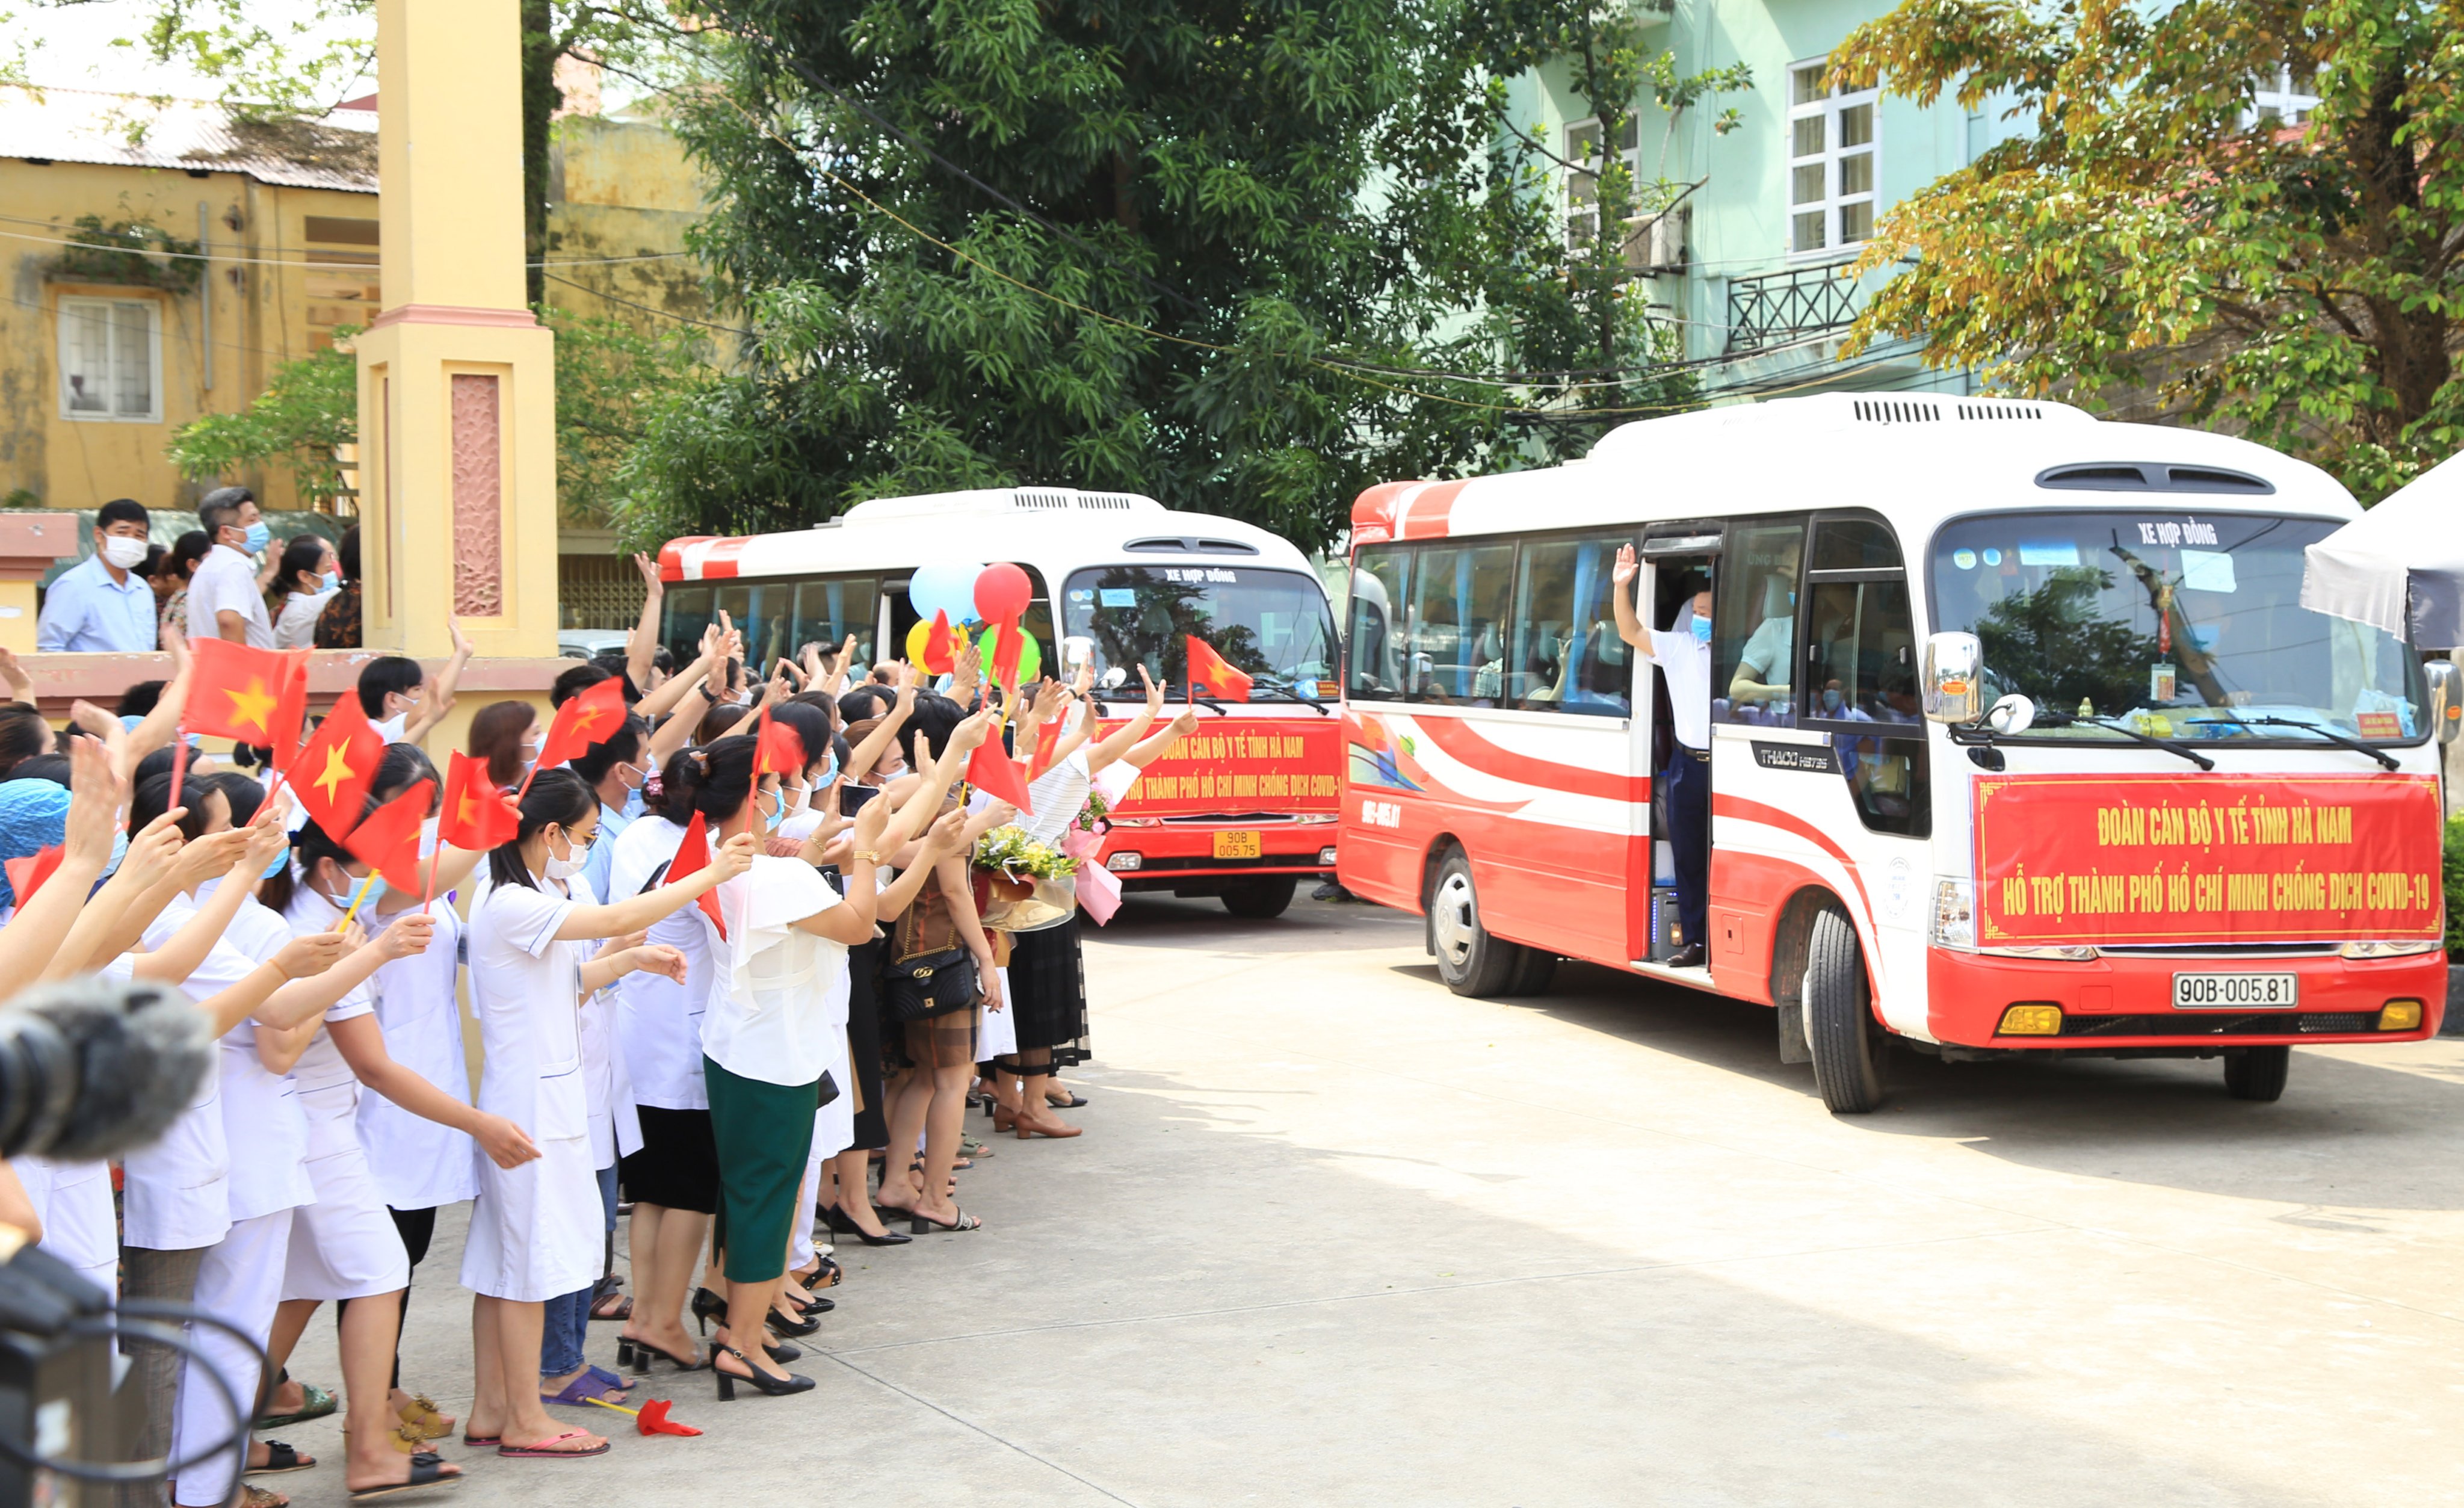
[1508,534,1629,716]
[1348,546,1410,701]
[792,576,880,667]
[1407,543,1515,706]
[1714,521,1808,726]
[1803,576,1929,838]
[664,584,714,668]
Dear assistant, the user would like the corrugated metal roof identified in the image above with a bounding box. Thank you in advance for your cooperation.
[0,85,375,192]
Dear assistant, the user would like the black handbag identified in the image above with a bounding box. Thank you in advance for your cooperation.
[816,1070,840,1107]
[883,947,977,1022]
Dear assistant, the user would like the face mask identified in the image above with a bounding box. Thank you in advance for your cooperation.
[241,522,270,554]
[814,753,839,789]
[759,790,784,833]
[543,829,589,881]
[1823,688,1844,713]
[327,871,382,909]
[1689,616,1713,645]
[100,535,149,570]
[261,844,293,881]
[319,570,341,592]
[374,712,407,743]
[782,780,809,814]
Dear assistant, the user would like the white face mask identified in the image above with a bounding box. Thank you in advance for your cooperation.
[542,827,590,881]
[99,535,149,570]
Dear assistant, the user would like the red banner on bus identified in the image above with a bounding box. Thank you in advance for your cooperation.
[1111,718,1344,817]
[1972,773,2442,947]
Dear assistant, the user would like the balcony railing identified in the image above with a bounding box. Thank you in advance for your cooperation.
[1725,260,1861,354]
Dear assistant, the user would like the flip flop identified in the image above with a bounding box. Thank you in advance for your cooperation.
[498,1429,610,1459]
[246,1441,315,1476]
[541,1372,630,1406]
[255,1382,338,1430]
[460,1435,501,1449]
[348,1454,464,1501]
[582,1365,633,1393]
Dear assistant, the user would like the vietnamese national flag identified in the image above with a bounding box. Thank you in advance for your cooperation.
[266,649,313,768]
[753,702,805,777]
[284,693,383,839]
[441,750,519,852]
[536,676,627,771]
[664,809,726,941]
[1029,717,1062,781]
[185,638,298,745]
[5,845,63,909]
[921,610,957,676]
[342,779,434,897]
[1184,635,1253,702]
[965,732,1034,817]
[990,620,1024,688]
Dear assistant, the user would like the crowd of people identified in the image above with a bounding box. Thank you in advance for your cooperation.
[1,502,1198,1507]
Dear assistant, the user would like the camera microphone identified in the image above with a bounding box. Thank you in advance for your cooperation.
[0,978,215,1163]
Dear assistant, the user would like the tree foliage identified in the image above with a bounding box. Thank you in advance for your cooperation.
[165,329,361,504]
[1836,0,2464,502]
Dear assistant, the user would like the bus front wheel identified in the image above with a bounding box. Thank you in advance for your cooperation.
[1805,906,1888,1114]
[2223,1045,2290,1102]
[1221,876,1297,919]
[1428,852,1521,998]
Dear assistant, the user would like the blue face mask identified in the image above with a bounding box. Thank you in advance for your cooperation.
[622,785,645,821]
[762,790,785,833]
[333,873,384,909]
[261,844,293,881]
[814,753,839,788]
[241,521,271,554]
[1689,616,1713,645]
[319,570,341,592]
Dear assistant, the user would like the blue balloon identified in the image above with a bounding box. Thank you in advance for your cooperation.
[909,562,986,625]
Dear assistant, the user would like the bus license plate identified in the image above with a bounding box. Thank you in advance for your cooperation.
[1213,830,1262,859]
[2173,972,2299,1010]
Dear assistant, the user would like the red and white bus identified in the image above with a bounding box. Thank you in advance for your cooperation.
[1335,394,2455,1110]
[659,487,1345,916]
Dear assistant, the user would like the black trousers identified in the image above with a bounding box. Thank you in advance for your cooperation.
[1666,746,1709,947]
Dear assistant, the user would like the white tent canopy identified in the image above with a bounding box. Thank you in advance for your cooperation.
[2301,450,2464,649]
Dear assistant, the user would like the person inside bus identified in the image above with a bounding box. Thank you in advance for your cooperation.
[1610,547,1709,969]
[1728,563,1798,721]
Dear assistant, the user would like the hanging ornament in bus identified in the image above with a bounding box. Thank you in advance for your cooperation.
[974,562,1033,625]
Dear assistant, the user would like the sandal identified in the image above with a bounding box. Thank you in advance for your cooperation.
[1045,1089,1089,1108]
[497,1429,610,1459]
[242,1487,289,1508]
[255,1380,338,1429]
[397,1393,454,1442]
[247,1441,315,1476]
[540,1371,630,1407]
[350,1452,463,1500]
[909,1205,981,1233]
[588,1290,632,1322]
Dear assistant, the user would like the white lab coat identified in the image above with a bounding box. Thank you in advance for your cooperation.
[114,894,233,1252]
[606,816,712,1111]
[354,898,480,1211]
[277,886,410,1300]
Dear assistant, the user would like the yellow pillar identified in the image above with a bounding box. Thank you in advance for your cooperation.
[0,516,77,654]
[354,0,558,663]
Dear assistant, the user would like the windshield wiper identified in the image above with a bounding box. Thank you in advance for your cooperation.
[2036,709,2215,770]
[2220,714,2402,771]
[1183,691,1229,714]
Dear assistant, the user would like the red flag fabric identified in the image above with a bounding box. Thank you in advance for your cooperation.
[1030,717,1062,781]
[342,780,434,897]
[266,649,313,768]
[921,610,957,675]
[1184,635,1253,702]
[5,845,63,909]
[991,620,1024,687]
[184,638,296,745]
[965,732,1034,817]
[284,694,384,839]
[537,676,628,771]
[664,809,726,940]
[753,703,805,777]
[441,750,520,853]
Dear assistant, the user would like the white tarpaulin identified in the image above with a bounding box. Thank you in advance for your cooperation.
[2301,450,2464,648]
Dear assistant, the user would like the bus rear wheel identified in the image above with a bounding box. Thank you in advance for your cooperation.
[2223,1045,2291,1102]
[1805,906,1888,1114]
[1220,876,1297,919]
[1428,851,1521,998]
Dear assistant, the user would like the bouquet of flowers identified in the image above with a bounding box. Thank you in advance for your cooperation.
[1075,788,1113,834]
[972,825,1081,880]
[971,824,1081,932]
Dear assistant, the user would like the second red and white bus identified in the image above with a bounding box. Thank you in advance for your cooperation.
[1336,394,2454,1110]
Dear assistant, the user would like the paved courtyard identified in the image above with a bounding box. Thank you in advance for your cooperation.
[267,894,2464,1506]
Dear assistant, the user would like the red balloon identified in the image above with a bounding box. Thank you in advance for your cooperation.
[974,561,1033,625]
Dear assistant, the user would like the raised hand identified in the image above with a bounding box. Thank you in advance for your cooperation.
[922,805,969,858]
[1166,708,1201,740]
[852,787,894,848]
[116,812,188,888]
[1138,663,1164,717]
[376,911,436,962]
[0,644,31,703]
[62,736,125,868]
[711,829,760,882]
[1613,542,1638,586]
[628,944,689,985]
[172,826,249,888]
[1030,678,1067,722]
[948,707,997,755]
[634,552,664,595]
[274,931,351,979]
[238,812,291,879]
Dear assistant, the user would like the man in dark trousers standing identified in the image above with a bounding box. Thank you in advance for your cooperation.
[1612,545,1711,968]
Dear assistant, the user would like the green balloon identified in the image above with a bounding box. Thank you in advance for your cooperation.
[975,626,1042,682]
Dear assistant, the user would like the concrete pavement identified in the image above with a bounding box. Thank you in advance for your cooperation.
[267,894,2464,1506]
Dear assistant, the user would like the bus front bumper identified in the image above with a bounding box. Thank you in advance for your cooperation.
[1926,947,2447,1051]
[1097,822,1338,887]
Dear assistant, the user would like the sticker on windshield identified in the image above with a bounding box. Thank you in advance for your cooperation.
[1162,567,1238,584]
[2180,549,2237,593]
[1098,588,1138,607]
[1069,589,1094,604]
[2357,711,2403,739]
[1953,548,1977,570]
[1981,547,2004,567]
[2134,519,2220,548]
[2017,539,2080,567]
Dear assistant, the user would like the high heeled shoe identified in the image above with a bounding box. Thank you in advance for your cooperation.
[713,1346,814,1401]
[1014,1112,1084,1140]
[768,1304,821,1338]
[616,1336,707,1374]
[689,1287,728,1335]
[764,1338,802,1364]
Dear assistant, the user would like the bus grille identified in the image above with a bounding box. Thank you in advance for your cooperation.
[2052,1012,2377,1037]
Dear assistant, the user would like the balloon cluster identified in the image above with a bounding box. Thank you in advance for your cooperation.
[904,561,1042,679]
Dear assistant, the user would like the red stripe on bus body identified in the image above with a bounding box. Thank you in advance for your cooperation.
[698,538,751,579]
[658,536,712,582]
[1397,480,1468,540]
[1406,715,1648,804]
[1711,793,1875,933]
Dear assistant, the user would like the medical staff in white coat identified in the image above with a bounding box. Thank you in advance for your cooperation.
[459,768,753,1461]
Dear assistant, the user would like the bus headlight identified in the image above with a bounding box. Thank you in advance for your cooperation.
[1930,879,1975,951]
[2380,1000,2425,1031]
[1107,852,1142,872]
[2339,939,2442,959]
[1997,1004,2064,1036]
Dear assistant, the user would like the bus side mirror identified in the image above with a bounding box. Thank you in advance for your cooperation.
[2426,660,2462,744]
[1923,632,1984,725]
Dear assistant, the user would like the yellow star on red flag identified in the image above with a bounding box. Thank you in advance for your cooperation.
[313,743,358,802]
[222,675,278,734]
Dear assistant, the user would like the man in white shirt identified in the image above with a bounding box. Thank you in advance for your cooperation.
[36,497,158,652]
[1613,546,1712,969]
[187,487,274,649]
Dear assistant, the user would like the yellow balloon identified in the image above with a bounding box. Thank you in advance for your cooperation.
[904,618,933,665]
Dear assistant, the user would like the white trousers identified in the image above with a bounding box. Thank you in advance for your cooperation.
[171,1208,292,1507]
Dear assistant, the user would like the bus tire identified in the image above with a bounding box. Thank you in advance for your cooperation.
[1221,876,1297,919]
[1508,948,1557,997]
[1428,851,1522,997]
[1805,906,1887,1114]
[2223,1045,2290,1102]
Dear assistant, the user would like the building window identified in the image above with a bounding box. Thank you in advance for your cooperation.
[57,296,161,422]
[1787,59,1879,257]
[1563,116,1638,248]
[2246,66,2318,128]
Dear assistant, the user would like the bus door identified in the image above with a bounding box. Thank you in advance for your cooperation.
[1633,524,1724,966]
[1705,513,1931,1005]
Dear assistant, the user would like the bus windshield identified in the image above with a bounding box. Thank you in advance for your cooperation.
[1060,564,1338,699]
[1929,510,2423,743]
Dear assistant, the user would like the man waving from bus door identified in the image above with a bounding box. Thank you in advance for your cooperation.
[1611,545,1709,969]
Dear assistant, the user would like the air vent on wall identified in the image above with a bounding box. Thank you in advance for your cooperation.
[2036,463,2276,495]
[1955,401,2044,421]
[1851,398,1943,424]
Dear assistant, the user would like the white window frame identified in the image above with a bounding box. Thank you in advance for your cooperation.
[2246,66,2319,129]
[56,294,164,424]
[1785,58,1880,260]
[1561,115,1640,250]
